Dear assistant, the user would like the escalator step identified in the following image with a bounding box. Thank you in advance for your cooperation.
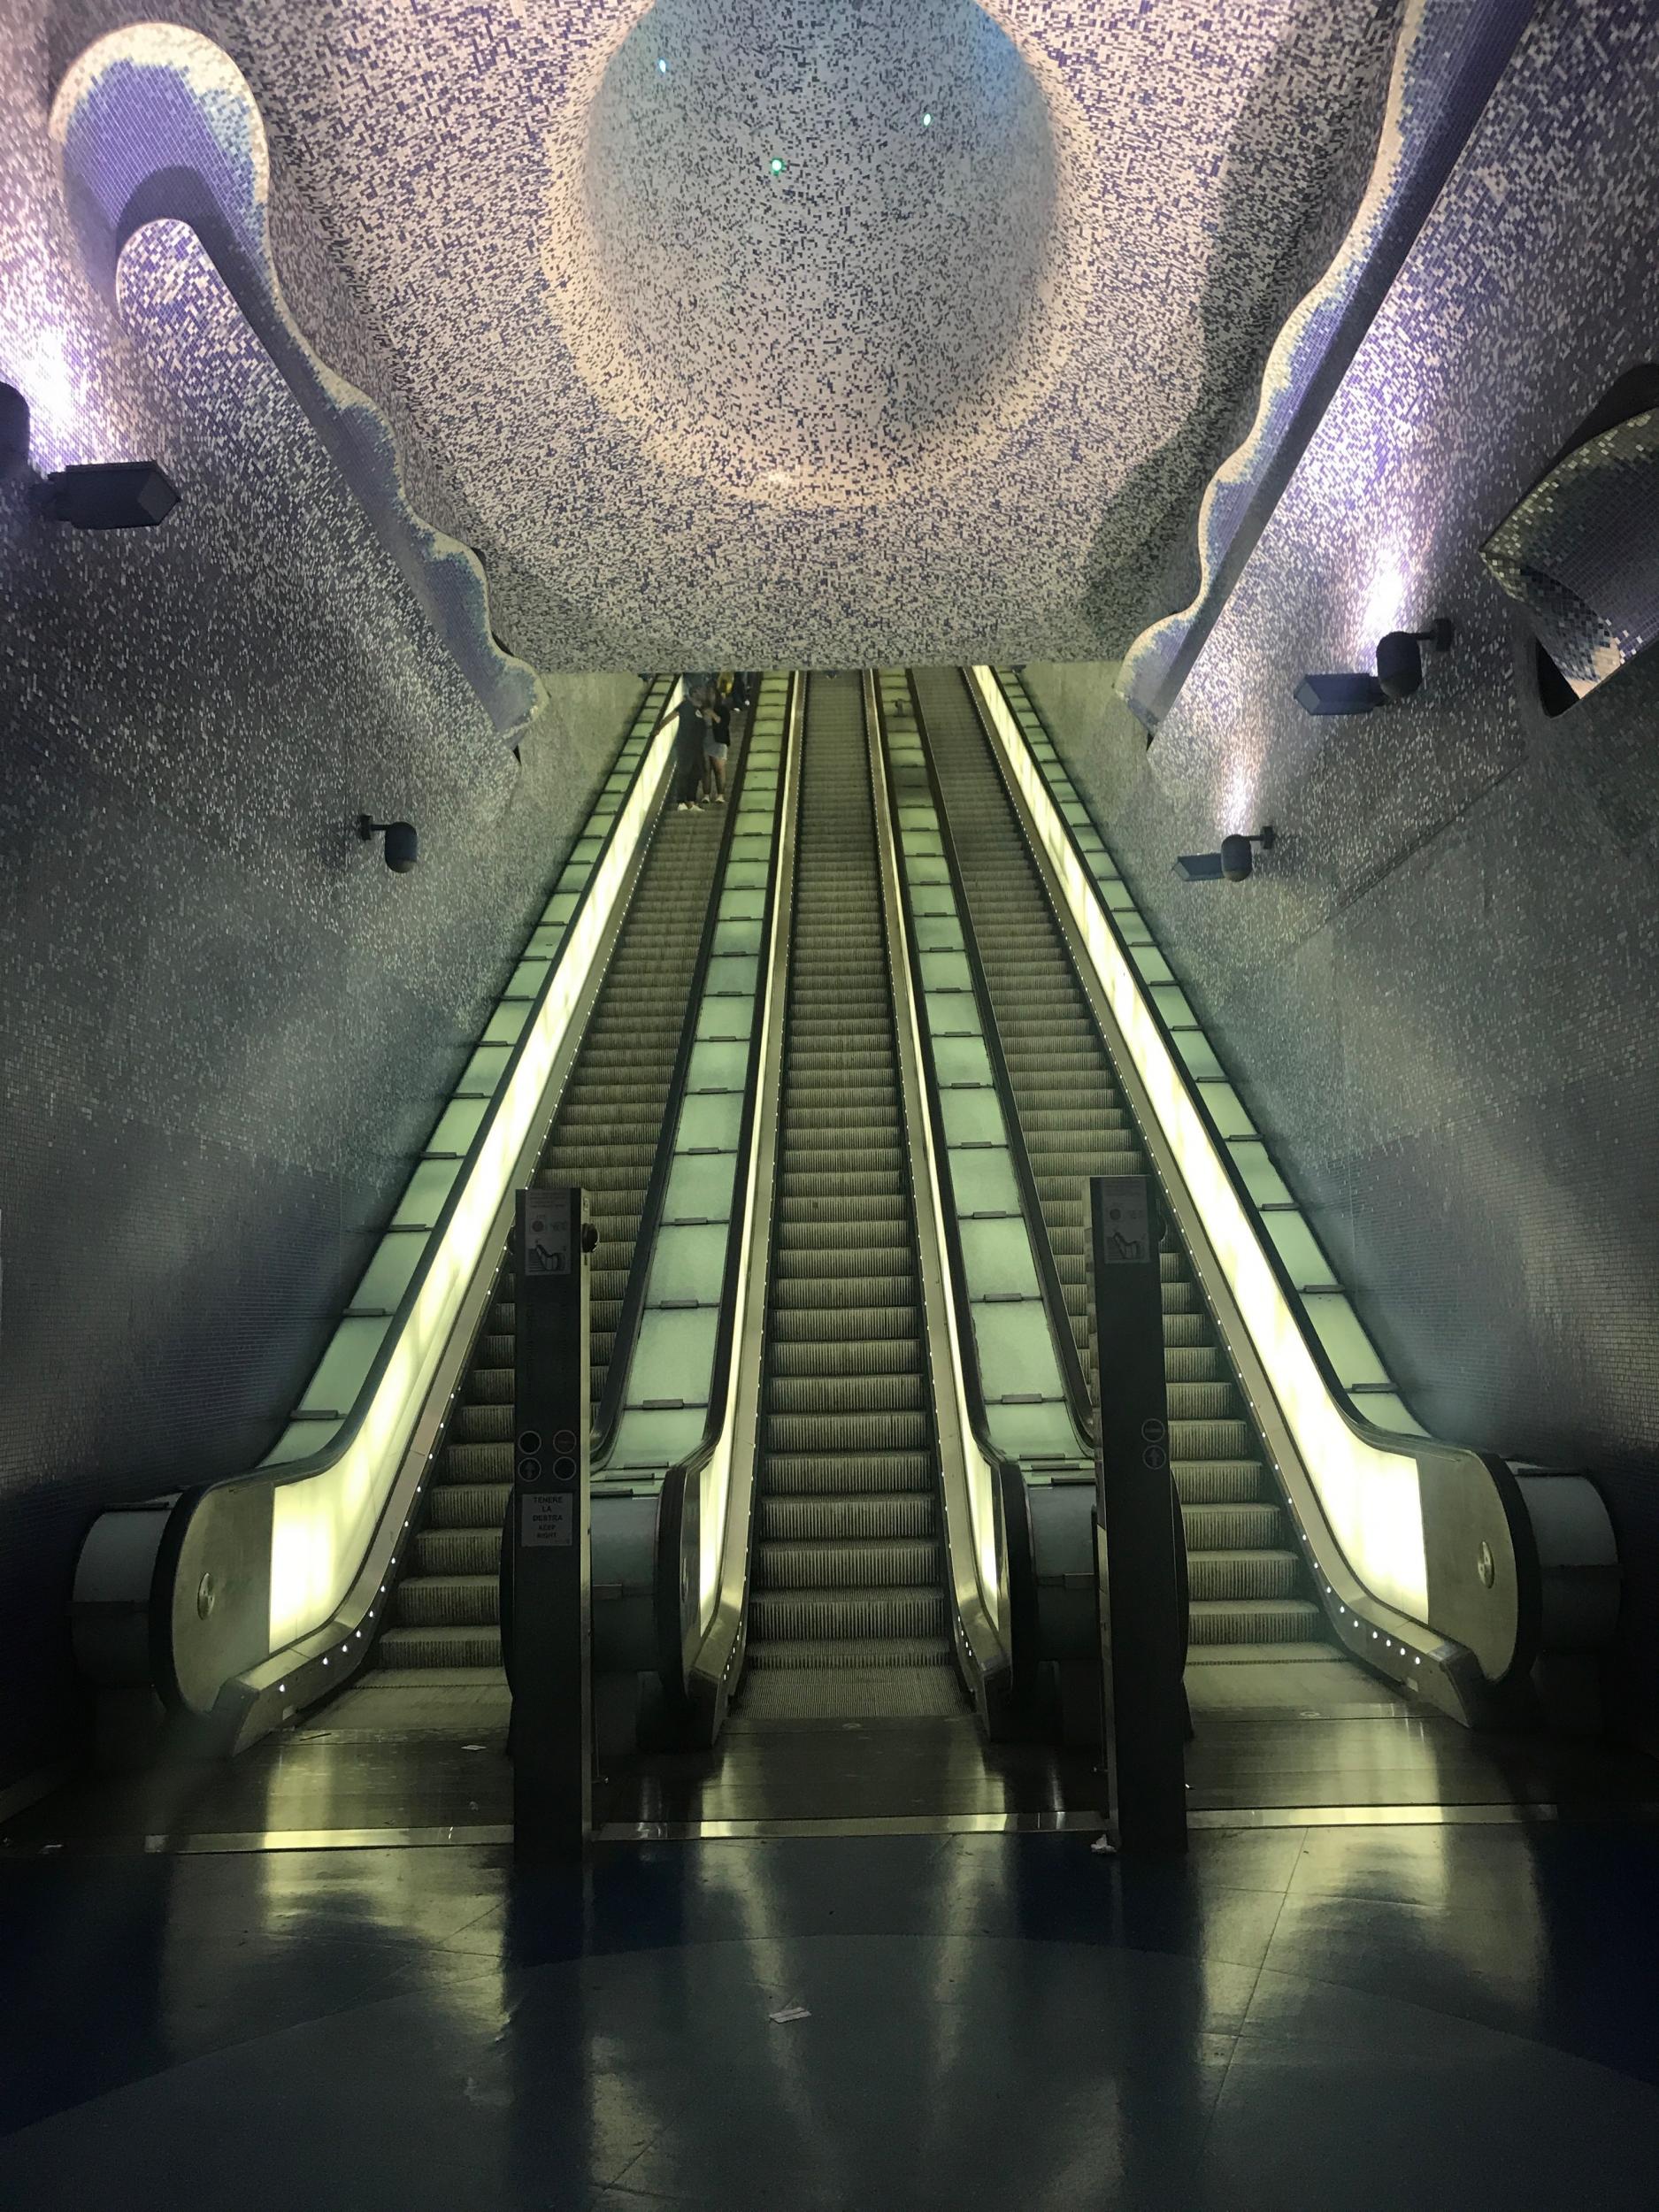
[766,1374,925,1415]
[1182,1502,1286,1548]
[745,1638,955,1673]
[748,1587,950,1641]
[1188,1598,1325,1645]
[376,1624,503,1671]
[414,1526,502,1575]
[1172,1459,1270,1504]
[1186,1548,1303,1601]
[760,1494,937,1541]
[762,1450,934,1494]
[764,1410,931,1453]
[770,1337,923,1379]
[427,1479,511,1525]
[756,1538,941,1591]
[395,1573,498,1627]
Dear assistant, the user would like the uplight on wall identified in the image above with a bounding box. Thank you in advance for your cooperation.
[1295,619,1455,715]
[1175,826,1275,883]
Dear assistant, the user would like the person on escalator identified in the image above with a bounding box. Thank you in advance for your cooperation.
[702,672,736,804]
[674,680,717,812]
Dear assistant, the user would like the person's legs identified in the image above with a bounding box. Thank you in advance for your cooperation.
[676,741,703,809]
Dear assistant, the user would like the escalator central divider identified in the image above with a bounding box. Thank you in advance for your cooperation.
[902,670,1096,1447]
[654,676,802,1724]
[591,692,767,1466]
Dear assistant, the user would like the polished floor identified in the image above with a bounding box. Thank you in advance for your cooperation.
[4,1811,1659,2208]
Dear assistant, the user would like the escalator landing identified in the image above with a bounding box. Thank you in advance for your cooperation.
[593,1702,1104,1839]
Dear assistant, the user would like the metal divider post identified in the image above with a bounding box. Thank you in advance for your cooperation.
[511,1183,594,1859]
[1091,1174,1188,1854]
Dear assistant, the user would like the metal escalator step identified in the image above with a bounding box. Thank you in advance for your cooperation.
[1165,1381,1240,1420]
[778,1184,906,1212]
[1171,1417,1254,1459]
[748,1587,950,1641]
[1164,1347,1226,1383]
[439,1441,513,1483]
[1188,1598,1325,1646]
[735,1667,964,1718]
[465,1367,512,1405]
[1187,1548,1303,1601]
[766,1374,925,1416]
[1181,1502,1286,1549]
[375,1624,503,1671]
[756,1538,941,1591]
[762,1450,934,1494]
[769,1303,918,1342]
[394,1573,499,1627]
[1161,1314,1212,1348]
[451,1404,512,1443]
[415,1526,502,1575]
[764,1410,931,1453]
[771,1272,915,1309]
[770,1337,923,1379]
[744,1638,955,1673]
[760,1494,936,1541]
[1172,1459,1269,1504]
[774,1217,911,1254]
[427,1479,511,1527]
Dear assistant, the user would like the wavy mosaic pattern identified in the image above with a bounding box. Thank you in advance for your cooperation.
[28,0,1407,670]
[49,23,542,740]
[1119,0,1536,730]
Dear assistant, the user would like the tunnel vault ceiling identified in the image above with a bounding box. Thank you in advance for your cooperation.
[37,0,1403,670]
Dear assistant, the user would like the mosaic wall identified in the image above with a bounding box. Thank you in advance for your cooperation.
[1025,0,1659,1732]
[0,2,641,1786]
[31,0,1406,673]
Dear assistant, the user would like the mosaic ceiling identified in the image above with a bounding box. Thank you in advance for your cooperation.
[16,0,1409,675]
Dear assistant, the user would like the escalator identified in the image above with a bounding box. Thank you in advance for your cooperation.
[910,667,1326,1667]
[378,768,737,1679]
[741,672,961,1720]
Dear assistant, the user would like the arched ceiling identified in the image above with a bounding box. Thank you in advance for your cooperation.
[43,0,1406,671]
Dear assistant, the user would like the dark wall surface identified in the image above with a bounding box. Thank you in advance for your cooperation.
[0,192,639,1791]
[1022,3,1659,1734]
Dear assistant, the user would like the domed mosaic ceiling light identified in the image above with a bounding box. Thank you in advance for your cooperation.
[547,0,1094,509]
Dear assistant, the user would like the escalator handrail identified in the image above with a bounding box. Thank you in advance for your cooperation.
[591,689,765,1463]
[94,680,682,1731]
[968,666,1545,1687]
[904,668,1098,1452]
[652,676,797,1709]
[176,677,678,1510]
[868,674,1041,1701]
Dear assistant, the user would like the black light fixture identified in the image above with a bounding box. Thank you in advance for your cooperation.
[0,384,28,475]
[358,815,419,873]
[1176,825,1275,883]
[1294,618,1455,716]
[41,459,180,529]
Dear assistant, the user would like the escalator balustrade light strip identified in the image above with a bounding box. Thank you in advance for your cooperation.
[604,678,789,1489]
[875,672,1085,1475]
[262,680,681,1655]
[972,666,1436,1631]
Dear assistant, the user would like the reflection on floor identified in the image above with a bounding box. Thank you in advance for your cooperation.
[7,1647,1656,1856]
[4,1816,1659,2208]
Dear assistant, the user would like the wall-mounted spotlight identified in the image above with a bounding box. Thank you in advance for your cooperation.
[41,459,180,528]
[1176,825,1275,882]
[358,815,419,873]
[0,384,28,475]
[1294,618,1454,715]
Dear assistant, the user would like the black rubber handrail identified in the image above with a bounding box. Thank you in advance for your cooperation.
[592,687,764,1462]
[646,677,795,1709]
[973,668,1541,1678]
[869,676,1041,1702]
[905,668,1096,1451]
[160,678,678,1515]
